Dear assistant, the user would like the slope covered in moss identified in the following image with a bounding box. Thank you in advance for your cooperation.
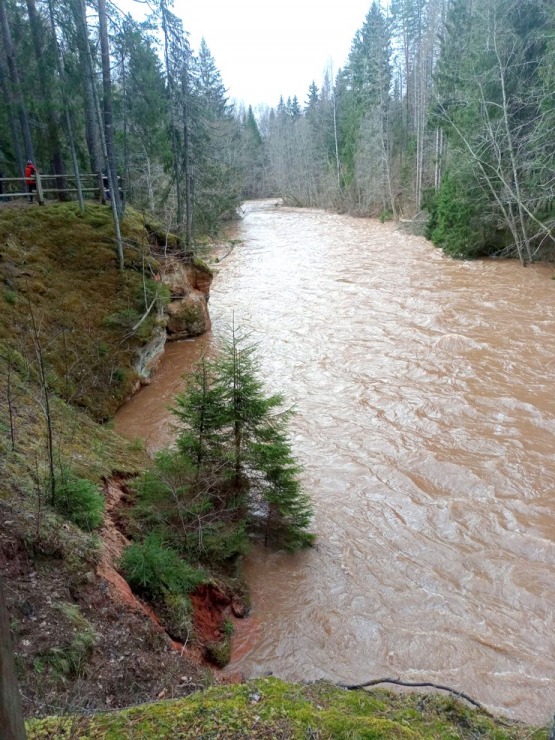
[0,201,167,421]
[26,677,548,739]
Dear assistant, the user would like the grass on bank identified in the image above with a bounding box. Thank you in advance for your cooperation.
[26,677,548,739]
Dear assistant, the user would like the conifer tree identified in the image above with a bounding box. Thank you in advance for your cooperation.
[305,81,319,114]
[171,325,314,551]
[191,39,242,235]
[174,357,228,491]
[240,105,265,198]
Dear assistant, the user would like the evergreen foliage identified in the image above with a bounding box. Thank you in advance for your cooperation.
[426,172,502,258]
[432,0,555,261]
[132,449,250,563]
[54,468,105,531]
[257,0,554,260]
[188,325,314,550]
[120,533,205,599]
[0,0,241,241]
[132,325,314,564]
[2,0,554,258]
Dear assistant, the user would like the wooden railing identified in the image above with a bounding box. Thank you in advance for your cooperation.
[0,172,110,205]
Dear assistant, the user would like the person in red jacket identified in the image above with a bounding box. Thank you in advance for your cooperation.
[24,160,36,203]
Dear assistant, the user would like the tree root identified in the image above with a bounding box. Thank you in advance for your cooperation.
[338,677,483,709]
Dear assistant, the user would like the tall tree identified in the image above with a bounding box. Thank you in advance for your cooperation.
[0,0,35,162]
[47,0,84,211]
[98,0,122,217]
[25,0,66,187]
[431,0,554,261]
[240,105,265,198]
[172,326,314,550]
[192,39,242,236]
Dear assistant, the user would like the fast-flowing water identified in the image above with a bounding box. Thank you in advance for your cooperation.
[115,200,555,723]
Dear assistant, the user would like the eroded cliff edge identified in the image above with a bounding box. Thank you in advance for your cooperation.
[134,257,213,383]
[0,202,219,717]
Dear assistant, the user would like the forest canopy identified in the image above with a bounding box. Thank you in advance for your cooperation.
[1,0,553,260]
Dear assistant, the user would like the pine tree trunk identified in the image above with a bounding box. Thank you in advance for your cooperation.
[120,49,130,206]
[181,70,193,249]
[72,0,102,175]
[77,0,124,268]
[25,0,67,198]
[47,0,84,211]
[160,2,183,228]
[0,0,35,163]
[0,58,24,177]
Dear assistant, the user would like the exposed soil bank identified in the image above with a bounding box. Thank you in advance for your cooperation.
[0,204,219,717]
[0,499,210,718]
[98,475,250,676]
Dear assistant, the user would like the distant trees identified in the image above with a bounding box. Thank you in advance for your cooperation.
[430,0,555,260]
[259,0,554,261]
[1,0,553,261]
[239,105,266,198]
[192,39,242,237]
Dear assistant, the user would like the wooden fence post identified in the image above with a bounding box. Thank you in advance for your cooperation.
[97,172,106,205]
[35,172,44,206]
[0,578,27,740]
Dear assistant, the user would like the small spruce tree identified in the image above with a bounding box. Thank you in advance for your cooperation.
[173,323,315,551]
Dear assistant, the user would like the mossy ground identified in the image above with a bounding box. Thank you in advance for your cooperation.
[26,677,548,739]
[0,202,162,421]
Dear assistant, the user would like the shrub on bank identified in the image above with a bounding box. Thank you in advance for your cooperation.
[54,469,105,531]
[120,533,205,599]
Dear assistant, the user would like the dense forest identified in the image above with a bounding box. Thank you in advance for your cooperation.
[1,0,554,262]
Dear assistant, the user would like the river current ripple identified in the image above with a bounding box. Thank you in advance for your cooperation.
[116,200,555,723]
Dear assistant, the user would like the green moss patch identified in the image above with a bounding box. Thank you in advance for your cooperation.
[26,677,548,739]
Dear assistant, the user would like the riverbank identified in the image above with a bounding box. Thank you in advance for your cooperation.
[0,203,225,716]
[3,200,554,730]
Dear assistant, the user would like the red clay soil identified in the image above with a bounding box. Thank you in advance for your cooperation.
[100,478,248,665]
[97,477,154,617]
[1,472,250,717]
[190,584,232,645]
[0,500,210,719]
[98,477,196,653]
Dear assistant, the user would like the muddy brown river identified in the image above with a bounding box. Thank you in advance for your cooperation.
[115,200,555,723]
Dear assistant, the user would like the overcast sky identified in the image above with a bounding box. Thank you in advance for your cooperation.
[127,0,376,110]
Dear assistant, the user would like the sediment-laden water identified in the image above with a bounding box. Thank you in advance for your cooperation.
[115,200,555,723]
